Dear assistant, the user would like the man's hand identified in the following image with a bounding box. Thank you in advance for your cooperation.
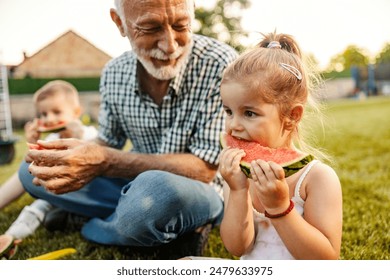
[27,139,107,194]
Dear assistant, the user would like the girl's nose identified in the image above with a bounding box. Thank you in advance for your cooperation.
[228,116,243,131]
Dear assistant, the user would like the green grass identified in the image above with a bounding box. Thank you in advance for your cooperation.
[320,97,390,260]
[1,96,389,260]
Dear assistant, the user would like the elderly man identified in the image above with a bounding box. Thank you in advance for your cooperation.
[19,0,237,253]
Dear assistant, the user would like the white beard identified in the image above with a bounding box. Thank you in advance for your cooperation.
[130,40,193,80]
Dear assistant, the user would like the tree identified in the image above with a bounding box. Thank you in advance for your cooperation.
[375,42,390,64]
[194,0,251,51]
[327,45,369,72]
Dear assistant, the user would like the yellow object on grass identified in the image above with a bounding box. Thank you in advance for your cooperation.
[28,248,77,260]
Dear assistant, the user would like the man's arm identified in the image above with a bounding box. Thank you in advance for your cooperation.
[101,145,217,183]
[93,137,217,182]
[28,139,217,195]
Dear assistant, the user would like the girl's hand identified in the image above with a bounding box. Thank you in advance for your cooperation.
[24,118,40,143]
[250,160,291,215]
[219,147,248,191]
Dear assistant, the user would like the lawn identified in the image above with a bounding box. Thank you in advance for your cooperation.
[0,96,389,260]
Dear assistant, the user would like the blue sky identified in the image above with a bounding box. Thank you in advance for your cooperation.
[1,0,389,69]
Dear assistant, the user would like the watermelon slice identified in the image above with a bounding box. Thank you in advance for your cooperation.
[220,133,314,177]
[38,120,66,133]
[0,234,18,260]
[27,142,45,150]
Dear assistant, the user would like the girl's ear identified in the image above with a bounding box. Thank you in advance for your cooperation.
[110,9,126,37]
[290,104,304,123]
[283,104,304,131]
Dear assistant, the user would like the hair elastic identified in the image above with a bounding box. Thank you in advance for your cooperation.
[267,41,281,49]
[279,63,302,80]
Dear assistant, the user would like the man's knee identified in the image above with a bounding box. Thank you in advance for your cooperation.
[129,170,185,202]
[18,161,50,201]
[18,161,34,192]
[132,170,176,188]
[115,171,186,230]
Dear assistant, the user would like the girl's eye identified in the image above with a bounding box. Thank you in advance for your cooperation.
[245,111,256,117]
[224,108,232,116]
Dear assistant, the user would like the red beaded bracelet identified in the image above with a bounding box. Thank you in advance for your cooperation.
[264,200,295,219]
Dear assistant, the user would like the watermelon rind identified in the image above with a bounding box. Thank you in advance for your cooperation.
[282,154,315,177]
[240,154,314,178]
[220,133,314,178]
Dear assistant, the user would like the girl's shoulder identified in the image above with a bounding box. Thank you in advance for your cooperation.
[304,161,341,197]
[308,161,339,181]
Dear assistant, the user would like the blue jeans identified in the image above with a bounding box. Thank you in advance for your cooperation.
[19,161,224,246]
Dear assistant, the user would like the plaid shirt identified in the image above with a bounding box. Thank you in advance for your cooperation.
[98,34,237,193]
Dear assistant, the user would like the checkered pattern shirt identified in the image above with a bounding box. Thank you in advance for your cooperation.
[98,34,237,194]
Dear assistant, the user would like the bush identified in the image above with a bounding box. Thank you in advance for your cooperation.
[321,69,351,80]
[8,77,101,95]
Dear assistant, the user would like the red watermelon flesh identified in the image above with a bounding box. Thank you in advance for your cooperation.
[0,234,17,260]
[38,120,66,133]
[220,133,314,177]
[27,142,45,150]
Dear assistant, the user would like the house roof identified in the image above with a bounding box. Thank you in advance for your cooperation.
[13,30,113,78]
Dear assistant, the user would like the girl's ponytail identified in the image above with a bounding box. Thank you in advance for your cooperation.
[258,32,302,59]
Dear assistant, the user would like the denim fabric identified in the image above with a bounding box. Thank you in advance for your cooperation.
[19,162,223,246]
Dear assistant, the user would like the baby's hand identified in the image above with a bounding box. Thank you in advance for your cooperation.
[59,120,84,139]
[24,118,40,143]
[219,147,248,191]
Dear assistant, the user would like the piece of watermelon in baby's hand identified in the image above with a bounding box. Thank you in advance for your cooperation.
[37,120,67,133]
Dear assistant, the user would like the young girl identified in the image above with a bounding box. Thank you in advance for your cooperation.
[219,32,342,260]
[0,80,97,239]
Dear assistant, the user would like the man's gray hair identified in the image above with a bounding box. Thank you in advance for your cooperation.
[114,0,195,21]
[114,0,124,19]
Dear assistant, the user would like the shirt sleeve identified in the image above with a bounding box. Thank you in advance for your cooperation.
[97,66,128,149]
[188,79,225,166]
[186,38,237,166]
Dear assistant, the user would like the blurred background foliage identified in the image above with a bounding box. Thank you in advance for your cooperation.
[7,0,390,94]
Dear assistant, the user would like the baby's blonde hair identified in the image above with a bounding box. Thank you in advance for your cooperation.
[222,32,329,162]
[33,80,80,109]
